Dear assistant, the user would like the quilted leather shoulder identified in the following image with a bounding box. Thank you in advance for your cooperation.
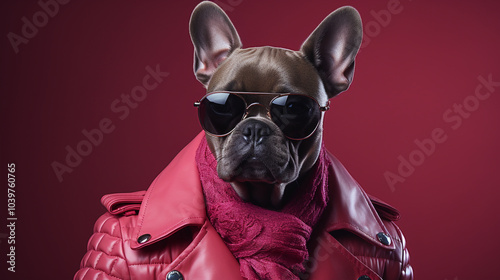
[381,220,413,279]
[75,193,194,280]
[74,213,131,280]
[74,191,148,279]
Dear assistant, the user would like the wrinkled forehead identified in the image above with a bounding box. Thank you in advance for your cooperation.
[208,46,326,103]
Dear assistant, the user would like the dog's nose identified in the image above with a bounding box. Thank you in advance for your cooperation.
[241,120,271,145]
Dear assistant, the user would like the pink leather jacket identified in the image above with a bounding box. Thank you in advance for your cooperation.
[74,133,413,280]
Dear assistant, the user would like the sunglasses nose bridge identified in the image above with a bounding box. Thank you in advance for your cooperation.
[244,103,271,119]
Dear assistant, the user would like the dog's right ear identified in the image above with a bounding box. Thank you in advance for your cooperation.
[189,1,242,87]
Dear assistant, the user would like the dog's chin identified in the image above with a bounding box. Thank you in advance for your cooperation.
[230,181,286,209]
[231,157,277,183]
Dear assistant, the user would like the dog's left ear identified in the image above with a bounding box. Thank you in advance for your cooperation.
[301,6,363,98]
[189,1,242,87]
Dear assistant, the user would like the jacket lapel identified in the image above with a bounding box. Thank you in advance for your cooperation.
[323,152,396,251]
[131,132,207,249]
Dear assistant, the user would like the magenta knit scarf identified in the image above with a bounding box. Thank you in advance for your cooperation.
[196,137,330,279]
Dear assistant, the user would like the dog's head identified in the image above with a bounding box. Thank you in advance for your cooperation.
[190,2,362,207]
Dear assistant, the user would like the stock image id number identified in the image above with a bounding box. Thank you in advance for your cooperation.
[7,163,16,216]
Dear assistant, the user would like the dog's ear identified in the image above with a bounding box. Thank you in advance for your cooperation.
[189,1,242,87]
[301,6,362,98]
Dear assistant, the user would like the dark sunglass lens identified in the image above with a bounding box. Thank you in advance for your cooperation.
[271,95,321,139]
[198,93,245,135]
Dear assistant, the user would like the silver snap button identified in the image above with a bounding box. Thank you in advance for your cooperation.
[376,232,391,246]
[167,270,183,280]
[137,234,151,244]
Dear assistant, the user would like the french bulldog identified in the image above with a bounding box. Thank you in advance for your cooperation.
[190,1,362,208]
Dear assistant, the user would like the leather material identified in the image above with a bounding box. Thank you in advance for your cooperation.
[74,132,413,280]
[130,133,207,250]
[322,152,396,252]
[101,190,145,215]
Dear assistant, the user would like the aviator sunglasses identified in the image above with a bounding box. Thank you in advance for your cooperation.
[194,91,330,140]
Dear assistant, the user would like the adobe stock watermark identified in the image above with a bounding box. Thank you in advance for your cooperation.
[360,0,413,51]
[51,64,169,183]
[6,0,71,54]
[385,74,500,191]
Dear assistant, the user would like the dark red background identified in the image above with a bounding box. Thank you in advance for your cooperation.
[1,0,499,279]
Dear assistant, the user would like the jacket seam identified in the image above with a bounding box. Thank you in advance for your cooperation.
[170,221,208,270]
[115,216,132,279]
[87,249,125,260]
[398,227,408,280]
[94,251,104,270]
[90,251,124,279]
[82,249,91,268]
[97,215,114,233]
[400,249,408,280]
[94,233,106,251]
[80,267,90,280]
[83,267,123,280]
[128,263,171,266]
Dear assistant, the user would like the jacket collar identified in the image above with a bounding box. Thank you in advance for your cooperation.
[131,132,207,249]
[323,153,395,250]
[132,132,394,250]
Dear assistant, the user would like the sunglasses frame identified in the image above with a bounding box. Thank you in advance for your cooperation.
[194,91,330,140]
